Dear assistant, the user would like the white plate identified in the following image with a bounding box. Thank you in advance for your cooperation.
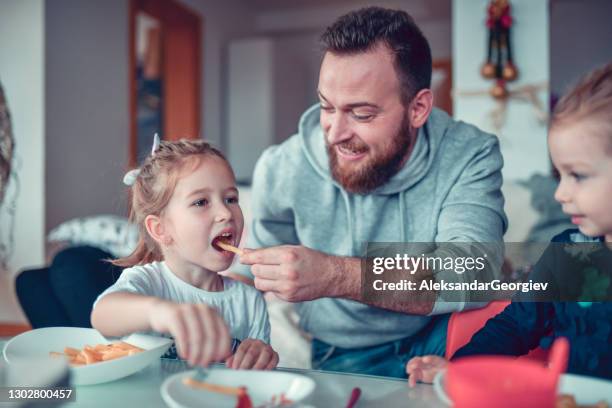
[433,370,612,405]
[161,368,316,408]
[3,327,172,385]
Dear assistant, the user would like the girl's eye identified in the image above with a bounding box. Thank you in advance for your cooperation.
[192,199,208,207]
[225,196,239,205]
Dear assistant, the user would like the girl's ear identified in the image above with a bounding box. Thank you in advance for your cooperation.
[144,214,173,246]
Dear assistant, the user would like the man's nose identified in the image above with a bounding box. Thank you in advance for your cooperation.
[324,113,351,145]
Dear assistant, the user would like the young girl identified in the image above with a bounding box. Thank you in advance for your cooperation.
[91,138,278,370]
[406,62,612,385]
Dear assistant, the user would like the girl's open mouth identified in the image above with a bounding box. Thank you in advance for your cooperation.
[211,232,234,253]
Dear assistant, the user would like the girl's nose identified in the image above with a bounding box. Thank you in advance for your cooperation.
[214,203,233,223]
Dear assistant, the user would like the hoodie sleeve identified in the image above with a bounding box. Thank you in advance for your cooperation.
[430,136,508,315]
[232,146,300,279]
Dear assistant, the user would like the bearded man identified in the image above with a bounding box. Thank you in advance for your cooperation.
[236,7,507,378]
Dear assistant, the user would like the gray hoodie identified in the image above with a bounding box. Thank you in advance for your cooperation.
[236,104,507,348]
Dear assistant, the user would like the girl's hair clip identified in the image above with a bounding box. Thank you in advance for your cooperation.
[122,133,160,186]
[123,168,141,186]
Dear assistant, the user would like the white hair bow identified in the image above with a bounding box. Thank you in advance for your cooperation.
[123,133,160,186]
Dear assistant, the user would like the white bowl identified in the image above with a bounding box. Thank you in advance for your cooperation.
[161,368,316,408]
[3,327,172,385]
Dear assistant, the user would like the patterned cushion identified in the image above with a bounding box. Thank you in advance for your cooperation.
[47,215,139,258]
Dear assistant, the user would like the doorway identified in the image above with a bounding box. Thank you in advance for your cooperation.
[129,0,202,165]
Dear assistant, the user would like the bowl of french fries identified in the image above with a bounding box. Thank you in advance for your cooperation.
[3,327,173,385]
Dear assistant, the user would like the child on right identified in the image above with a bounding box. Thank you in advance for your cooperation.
[406,62,612,385]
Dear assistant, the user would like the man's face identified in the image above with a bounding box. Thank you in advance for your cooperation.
[318,43,414,194]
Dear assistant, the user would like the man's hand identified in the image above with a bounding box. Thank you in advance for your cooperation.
[240,245,354,302]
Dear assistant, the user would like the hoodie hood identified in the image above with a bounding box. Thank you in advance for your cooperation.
[299,103,454,195]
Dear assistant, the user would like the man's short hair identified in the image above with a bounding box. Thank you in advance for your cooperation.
[321,7,432,104]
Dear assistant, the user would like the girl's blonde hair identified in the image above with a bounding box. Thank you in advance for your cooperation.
[113,139,230,267]
[551,62,612,147]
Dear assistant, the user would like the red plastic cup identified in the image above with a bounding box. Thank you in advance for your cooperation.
[446,337,569,408]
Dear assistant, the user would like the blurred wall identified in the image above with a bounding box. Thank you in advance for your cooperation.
[44,0,255,233]
[45,0,130,233]
[550,0,612,97]
[0,0,45,274]
[226,0,452,182]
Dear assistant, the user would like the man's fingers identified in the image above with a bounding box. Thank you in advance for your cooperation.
[254,277,283,293]
[251,264,283,280]
[240,246,290,265]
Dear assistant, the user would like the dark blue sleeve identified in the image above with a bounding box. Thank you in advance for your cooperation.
[451,301,555,359]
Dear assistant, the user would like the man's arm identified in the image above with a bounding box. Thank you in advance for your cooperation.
[241,246,436,315]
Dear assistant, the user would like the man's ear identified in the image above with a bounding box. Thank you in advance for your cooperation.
[144,214,172,246]
[408,88,434,129]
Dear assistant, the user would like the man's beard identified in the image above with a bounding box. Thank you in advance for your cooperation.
[327,117,413,194]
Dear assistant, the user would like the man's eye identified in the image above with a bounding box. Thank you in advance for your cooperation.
[320,104,334,113]
[351,112,374,121]
[192,199,208,207]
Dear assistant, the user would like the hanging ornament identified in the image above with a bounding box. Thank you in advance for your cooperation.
[481,0,519,98]
[0,80,14,204]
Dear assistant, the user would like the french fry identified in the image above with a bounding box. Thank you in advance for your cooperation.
[82,349,102,364]
[216,241,243,256]
[50,341,144,366]
[182,377,244,396]
[101,348,130,361]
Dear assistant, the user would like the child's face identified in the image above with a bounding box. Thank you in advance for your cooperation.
[549,120,612,239]
[162,155,244,272]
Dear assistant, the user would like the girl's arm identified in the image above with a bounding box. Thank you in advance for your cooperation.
[92,292,232,367]
[91,292,161,337]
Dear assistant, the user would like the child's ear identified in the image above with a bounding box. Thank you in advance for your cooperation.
[144,214,173,246]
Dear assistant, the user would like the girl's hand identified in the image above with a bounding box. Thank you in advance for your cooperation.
[405,355,448,387]
[148,301,231,367]
[225,339,279,370]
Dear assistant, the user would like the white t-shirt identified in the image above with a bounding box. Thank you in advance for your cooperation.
[94,261,270,343]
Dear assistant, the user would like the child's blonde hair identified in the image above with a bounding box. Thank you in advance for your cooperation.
[113,139,230,267]
[551,62,612,151]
